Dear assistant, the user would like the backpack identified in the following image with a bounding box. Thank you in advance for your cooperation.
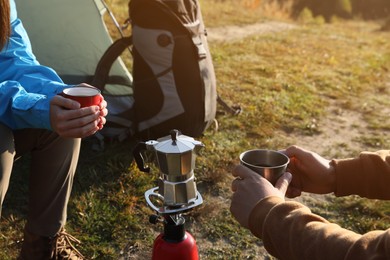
[92,0,218,141]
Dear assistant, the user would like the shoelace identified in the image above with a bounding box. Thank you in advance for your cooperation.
[50,228,85,260]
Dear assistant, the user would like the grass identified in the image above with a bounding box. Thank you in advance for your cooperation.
[1,0,390,259]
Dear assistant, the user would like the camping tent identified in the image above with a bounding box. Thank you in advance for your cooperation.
[16,0,135,142]
[15,0,132,88]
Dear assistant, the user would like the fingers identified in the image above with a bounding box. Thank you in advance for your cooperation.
[59,124,98,138]
[51,95,80,110]
[284,145,305,158]
[283,145,308,175]
[97,115,106,130]
[232,164,244,178]
[285,145,323,165]
[286,186,302,198]
[232,164,257,179]
[99,96,107,111]
[55,117,101,138]
[51,102,103,138]
[70,108,100,127]
[275,172,292,194]
[231,177,241,192]
[231,164,263,193]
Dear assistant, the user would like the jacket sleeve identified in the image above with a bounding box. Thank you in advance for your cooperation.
[249,196,390,260]
[0,0,69,130]
[333,150,390,199]
[248,150,390,260]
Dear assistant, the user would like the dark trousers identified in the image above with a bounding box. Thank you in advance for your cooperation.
[0,123,80,237]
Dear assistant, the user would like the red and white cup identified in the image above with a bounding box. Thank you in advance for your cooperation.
[61,86,102,107]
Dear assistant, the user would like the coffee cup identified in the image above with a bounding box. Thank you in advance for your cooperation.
[239,149,289,185]
[61,86,102,108]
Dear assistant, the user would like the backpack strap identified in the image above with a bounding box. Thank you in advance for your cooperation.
[92,36,133,90]
[217,95,242,115]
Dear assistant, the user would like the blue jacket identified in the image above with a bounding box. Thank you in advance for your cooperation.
[0,0,70,130]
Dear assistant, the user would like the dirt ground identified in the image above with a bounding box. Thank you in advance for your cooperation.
[207,21,298,42]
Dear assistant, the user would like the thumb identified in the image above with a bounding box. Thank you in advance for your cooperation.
[52,95,80,109]
[275,172,292,195]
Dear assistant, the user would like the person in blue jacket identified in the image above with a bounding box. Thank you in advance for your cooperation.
[0,0,108,258]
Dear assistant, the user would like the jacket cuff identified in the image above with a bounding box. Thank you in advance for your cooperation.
[333,151,390,199]
[248,196,284,239]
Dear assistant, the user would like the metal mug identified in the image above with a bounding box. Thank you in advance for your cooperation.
[239,149,290,185]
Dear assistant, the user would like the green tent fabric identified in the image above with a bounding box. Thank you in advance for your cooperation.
[15,0,132,89]
[16,0,135,143]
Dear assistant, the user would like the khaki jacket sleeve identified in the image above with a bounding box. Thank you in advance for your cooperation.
[333,150,390,199]
[249,196,390,260]
[248,150,390,259]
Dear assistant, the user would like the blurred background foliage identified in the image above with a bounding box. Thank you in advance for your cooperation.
[239,0,390,26]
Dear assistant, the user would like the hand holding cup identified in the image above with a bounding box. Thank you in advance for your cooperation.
[239,149,290,185]
[50,84,107,138]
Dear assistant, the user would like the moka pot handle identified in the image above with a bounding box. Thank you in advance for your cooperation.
[133,142,150,173]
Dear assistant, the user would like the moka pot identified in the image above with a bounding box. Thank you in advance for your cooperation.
[133,130,204,213]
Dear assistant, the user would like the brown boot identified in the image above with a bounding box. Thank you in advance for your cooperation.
[19,228,51,259]
[19,227,85,260]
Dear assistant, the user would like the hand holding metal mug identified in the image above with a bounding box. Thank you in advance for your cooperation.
[239,149,290,185]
